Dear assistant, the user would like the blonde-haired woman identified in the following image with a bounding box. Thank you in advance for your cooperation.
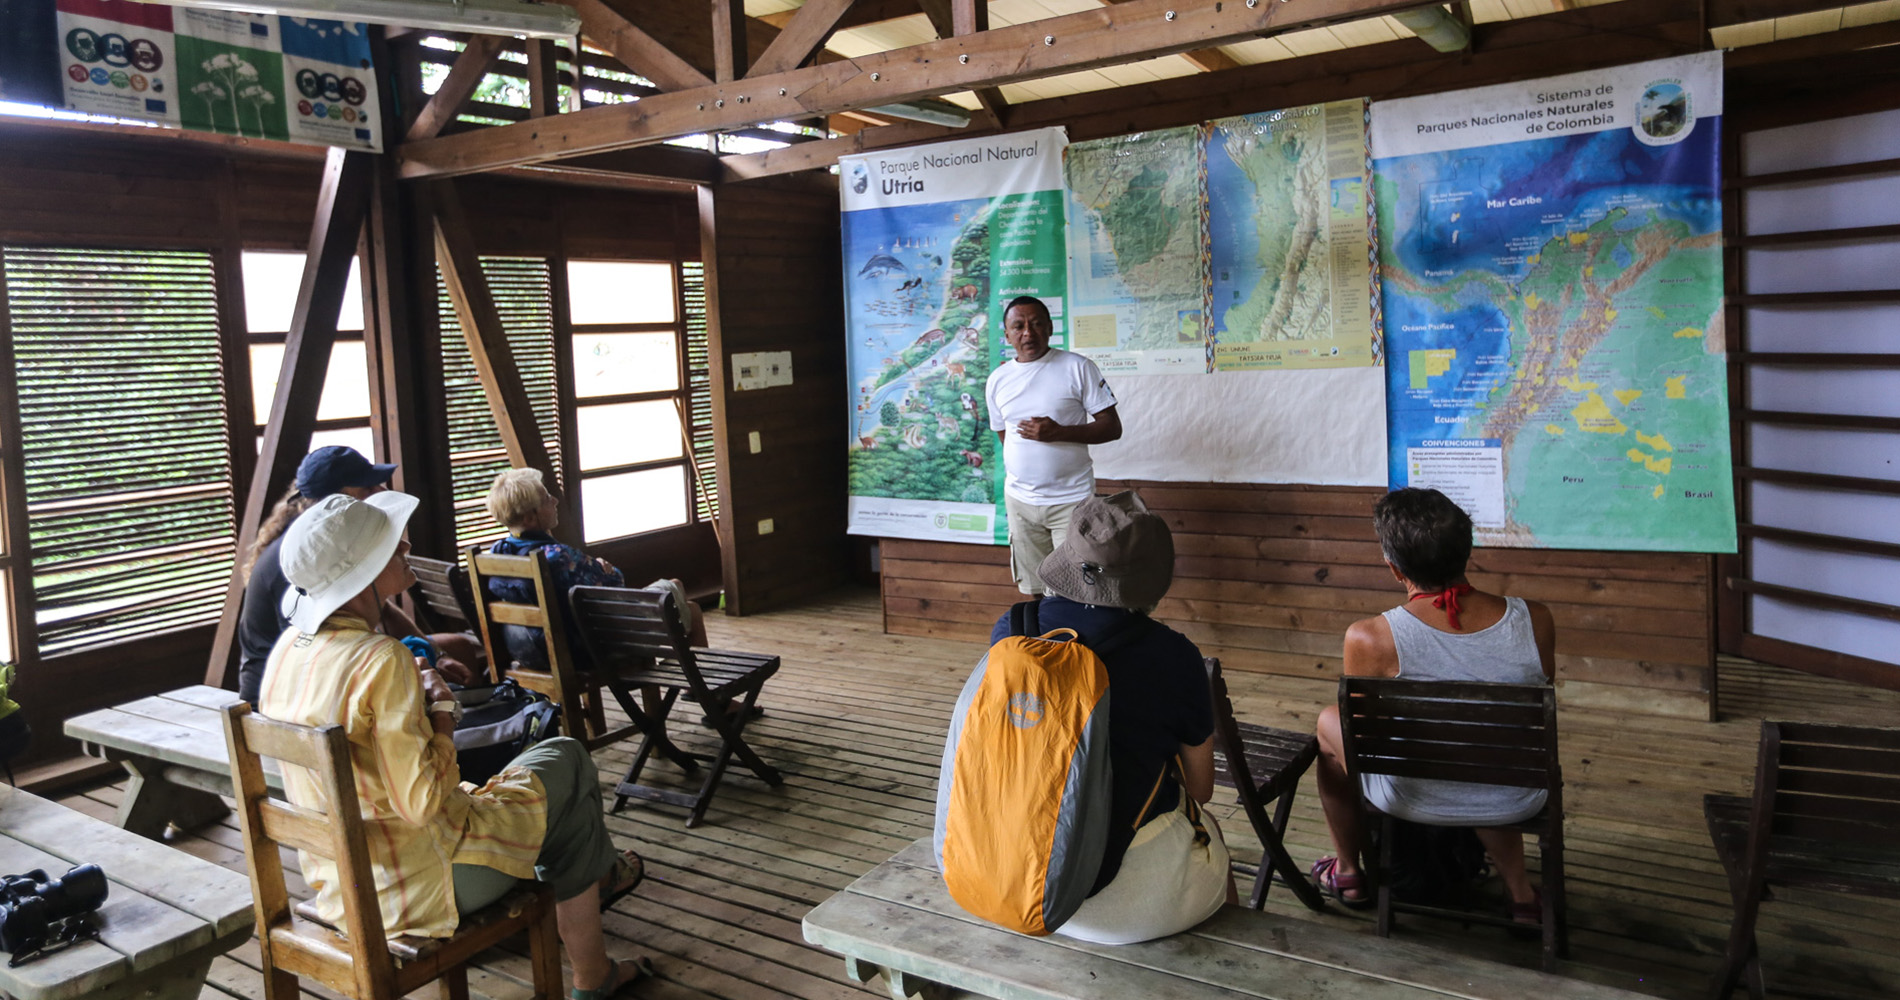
[483,469,704,673]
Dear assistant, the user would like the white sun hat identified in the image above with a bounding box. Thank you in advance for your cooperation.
[278,491,420,634]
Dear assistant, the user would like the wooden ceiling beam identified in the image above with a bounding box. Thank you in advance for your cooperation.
[720,0,1704,181]
[569,0,713,91]
[758,0,925,33]
[400,0,1444,178]
[1100,0,1241,72]
[405,35,503,142]
[1706,0,1875,25]
[750,0,860,78]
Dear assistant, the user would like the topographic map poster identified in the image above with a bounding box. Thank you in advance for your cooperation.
[1064,127,1207,375]
[1207,99,1380,370]
[841,128,1068,544]
[55,0,380,151]
[1374,52,1735,551]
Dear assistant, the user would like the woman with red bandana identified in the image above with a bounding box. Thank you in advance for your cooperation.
[1309,487,1556,925]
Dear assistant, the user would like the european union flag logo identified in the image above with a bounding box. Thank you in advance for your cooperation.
[145,98,167,113]
[354,128,370,140]
[251,22,269,36]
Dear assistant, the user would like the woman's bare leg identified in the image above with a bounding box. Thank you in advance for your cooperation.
[556,885,618,991]
[1475,828,1535,905]
[1314,705,1367,882]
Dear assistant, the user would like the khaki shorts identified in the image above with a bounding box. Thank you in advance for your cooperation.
[1004,495,1083,595]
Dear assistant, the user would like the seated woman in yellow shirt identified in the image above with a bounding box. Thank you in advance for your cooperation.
[260,491,649,999]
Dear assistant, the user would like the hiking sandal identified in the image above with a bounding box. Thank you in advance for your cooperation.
[1311,856,1375,911]
[571,956,655,1000]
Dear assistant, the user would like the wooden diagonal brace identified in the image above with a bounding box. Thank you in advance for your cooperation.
[749,0,859,78]
[915,0,1006,128]
[431,182,558,487]
[570,0,714,91]
[206,148,374,687]
[406,34,503,142]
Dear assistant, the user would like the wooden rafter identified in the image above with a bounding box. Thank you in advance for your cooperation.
[432,183,558,486]
[405,34,503,142]
[750,0,859,78]
[206,148,374,687]
[401,0,1444,178]
[569,0,714,91]
[757,0,921,33]
[525,39,563,117]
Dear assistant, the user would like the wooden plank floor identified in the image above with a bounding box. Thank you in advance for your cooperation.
[54,588,1900,1000]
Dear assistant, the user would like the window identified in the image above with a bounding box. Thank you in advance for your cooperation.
[0,246,236,656]
[1722,106,1900,683]
[438,257,562,549]
[242,251,372,459]
[566,260,706,543]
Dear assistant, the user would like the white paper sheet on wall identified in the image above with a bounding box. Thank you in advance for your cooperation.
[1091,366,1387,485]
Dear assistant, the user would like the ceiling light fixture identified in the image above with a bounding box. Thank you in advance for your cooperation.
[144,0,583,40]
[861,97,973,128]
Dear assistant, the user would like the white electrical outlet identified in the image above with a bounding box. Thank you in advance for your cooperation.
[748,430,761,454]
[758,518,775,535]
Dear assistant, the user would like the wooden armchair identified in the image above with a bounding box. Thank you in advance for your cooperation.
[407,553,479,634]
[1705,721,1900,1000]
[1205,657,1325,912]
[220,702,561,1000]
[569,583,782,828]
[1338,676,1568,972]
[465,546,637,751]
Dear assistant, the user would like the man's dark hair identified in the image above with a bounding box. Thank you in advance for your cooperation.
[1003,295,1050,322]
[1372,488,1473,589]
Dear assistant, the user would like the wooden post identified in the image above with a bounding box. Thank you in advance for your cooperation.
[406,34,504,142]
[204,148,373,689]
[432,182,560,494]
[696,185,742,615]
[526,39,562,118]
[712,0,749,83]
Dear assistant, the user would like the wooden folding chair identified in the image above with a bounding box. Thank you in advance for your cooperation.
[1705,721,1900,1000]
[1338,676,1568,972]
[220,703,561,1000]
[1205,657,1326,912]
[569,583,783,828]
[408,553,480,634]
[465,546,637,751]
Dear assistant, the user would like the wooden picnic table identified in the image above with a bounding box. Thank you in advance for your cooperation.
[63,685,281,841]
[804,838,1654,1000]
[0,786,252,1000]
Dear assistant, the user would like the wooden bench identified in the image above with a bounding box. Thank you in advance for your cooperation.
[0,786,253,1000]
[805,839,1652,1000]
[63,685,281,840]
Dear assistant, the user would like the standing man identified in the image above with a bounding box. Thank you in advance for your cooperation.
[984,295,1122,595]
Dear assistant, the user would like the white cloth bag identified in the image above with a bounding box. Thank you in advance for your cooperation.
[1053,799,1230,945]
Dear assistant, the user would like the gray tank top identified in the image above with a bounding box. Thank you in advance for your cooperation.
[1359,597,1549,825]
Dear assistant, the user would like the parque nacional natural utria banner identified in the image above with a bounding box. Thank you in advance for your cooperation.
[1374,52,1736,552]
[841,128,1069,545]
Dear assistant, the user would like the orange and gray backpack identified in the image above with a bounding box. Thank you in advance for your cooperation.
[933,601,1145,935]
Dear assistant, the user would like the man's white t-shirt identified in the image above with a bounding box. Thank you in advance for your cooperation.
[985,348,1117,505]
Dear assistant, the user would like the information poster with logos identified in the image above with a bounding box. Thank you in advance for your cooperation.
[1374,52,1735,551]
[841,128,1068,544]
[56,0,380,151]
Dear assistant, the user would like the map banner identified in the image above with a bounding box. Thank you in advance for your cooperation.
[841,128,1068,544]
[1374,52,1736,551]
[1207,99,1379,371]
[1063,127,1206,375]
[55,0,380,151]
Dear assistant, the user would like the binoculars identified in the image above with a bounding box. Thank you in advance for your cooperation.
[0,864,109,966]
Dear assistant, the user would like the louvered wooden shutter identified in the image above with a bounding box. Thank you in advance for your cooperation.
[681,262,720,523]
[436,257,561,549]
[2,247,235,656]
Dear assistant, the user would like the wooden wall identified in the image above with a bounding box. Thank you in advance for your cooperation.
[883,482,1716,719]
[701,175,850,614]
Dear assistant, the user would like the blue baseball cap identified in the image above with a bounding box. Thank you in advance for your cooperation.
[296,446,396,499]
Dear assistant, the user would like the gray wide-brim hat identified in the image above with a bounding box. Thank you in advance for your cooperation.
[1036,491,1174,610]
[279,491,419,634]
